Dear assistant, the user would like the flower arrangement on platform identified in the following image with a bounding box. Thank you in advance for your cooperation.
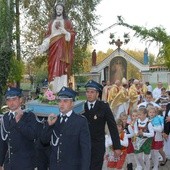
[38,89,58,105]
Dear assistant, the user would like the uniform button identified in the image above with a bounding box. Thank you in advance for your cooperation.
[60,142,62,145]
[57,159,61,163]
[11,153,13,155]
[60,134,62,136]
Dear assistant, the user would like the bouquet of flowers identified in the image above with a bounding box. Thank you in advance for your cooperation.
[38,89,58,105]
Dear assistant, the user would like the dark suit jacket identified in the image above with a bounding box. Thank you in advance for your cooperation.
[164,103,170,135]
[41,111,91,170]
[83,100,121,151]
[0,111,37,170]
[83,100,121,170]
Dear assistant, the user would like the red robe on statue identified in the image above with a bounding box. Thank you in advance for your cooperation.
[45,19,76,82]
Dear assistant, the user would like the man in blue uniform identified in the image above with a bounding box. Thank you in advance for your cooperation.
[0,87,37,170]
[40,86,91,170]
[83,80,121,170]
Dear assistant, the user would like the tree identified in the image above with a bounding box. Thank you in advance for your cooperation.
[126,50,144,80]
[8,57,24,83]
[117,16,170,68]
[0,0,15,105]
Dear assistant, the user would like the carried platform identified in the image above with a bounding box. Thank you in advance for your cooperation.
[25,100,85,117]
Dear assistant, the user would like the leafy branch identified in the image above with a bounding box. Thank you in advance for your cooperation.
[117,16,170,67]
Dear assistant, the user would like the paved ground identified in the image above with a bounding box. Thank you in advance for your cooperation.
[102,158,170,170]
[1,160,169,170]
[153,159,170,170]
[0,159,169,170]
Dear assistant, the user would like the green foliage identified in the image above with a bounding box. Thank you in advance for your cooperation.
[72,46,90,74]
[123,50,143,80]
[8,57,24,82]
[34,63,48,85]
[97,49,113,64]
[75,76,88,84]
[0,0,15,104]
[117,16,170,68]
[24,54,48,86]
[77,95,86,101]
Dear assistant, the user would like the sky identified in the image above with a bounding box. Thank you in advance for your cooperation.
[92,0,170,55]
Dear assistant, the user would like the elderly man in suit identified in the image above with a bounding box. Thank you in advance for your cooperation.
[40,86,91,170]
[0,87,37,170]
[83,80,121,170]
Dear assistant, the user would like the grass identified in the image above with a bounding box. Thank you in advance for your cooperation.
[77,95,86,101]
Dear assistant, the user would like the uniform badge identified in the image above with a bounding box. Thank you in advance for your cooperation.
[94,115,97,119]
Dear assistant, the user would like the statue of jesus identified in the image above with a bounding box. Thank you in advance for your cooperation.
[38,2,76,93]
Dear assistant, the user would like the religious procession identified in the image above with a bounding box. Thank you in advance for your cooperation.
[102,79,170,170]
[1,0,170,170]
[1,77,170,170]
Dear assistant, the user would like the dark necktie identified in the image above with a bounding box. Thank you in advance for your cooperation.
[9,112,15,127]
[60,115,68,126]
[9,112,15,120]
[90,103,93,110]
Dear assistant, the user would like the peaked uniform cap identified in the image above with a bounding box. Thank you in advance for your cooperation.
[57,86,77,101]
[85,80,103,92]
[5,87,23,99]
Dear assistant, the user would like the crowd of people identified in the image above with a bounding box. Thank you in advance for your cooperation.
[1,0,170,169]
[102,79,170,170]
[0,78,170,170]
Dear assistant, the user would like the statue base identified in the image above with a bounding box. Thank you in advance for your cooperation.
[25,100,85,117]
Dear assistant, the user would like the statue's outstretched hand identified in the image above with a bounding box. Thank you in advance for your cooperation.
[37,37,50,54]
[38,39,49,54]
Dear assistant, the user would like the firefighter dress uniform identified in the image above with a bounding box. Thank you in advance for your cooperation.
[40,87,91,170]
[83,80,121,170]
[0,87,37,170]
